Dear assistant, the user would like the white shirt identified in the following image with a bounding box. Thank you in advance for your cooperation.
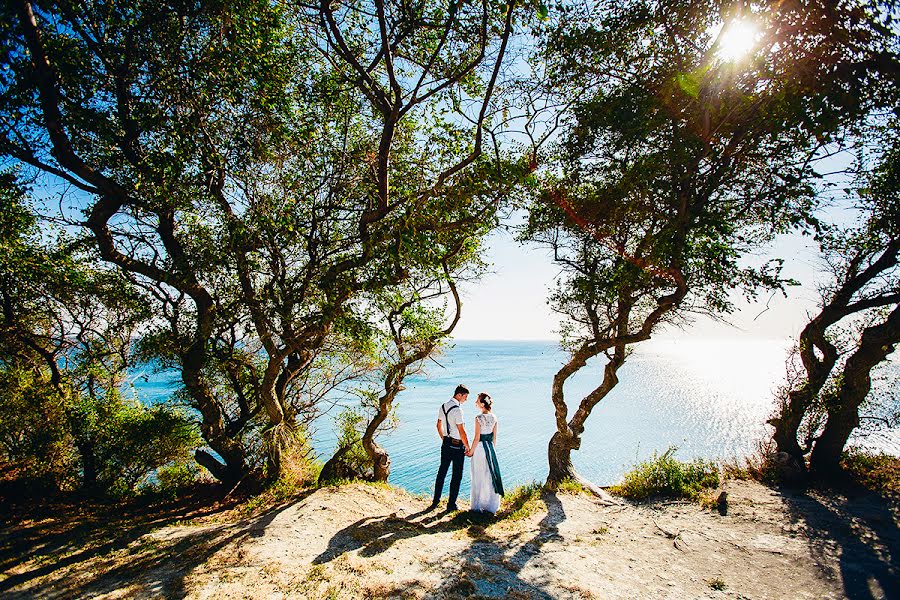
[438,399,464,440]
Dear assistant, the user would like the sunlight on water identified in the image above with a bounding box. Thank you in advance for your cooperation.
[133,340,899,496]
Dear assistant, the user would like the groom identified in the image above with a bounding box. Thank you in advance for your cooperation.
[429,384,470,511]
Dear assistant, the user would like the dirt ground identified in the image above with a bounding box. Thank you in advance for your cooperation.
[2,479,897,599]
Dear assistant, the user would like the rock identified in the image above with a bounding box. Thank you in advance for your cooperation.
[716,490,728,516]
[774,452,805,484]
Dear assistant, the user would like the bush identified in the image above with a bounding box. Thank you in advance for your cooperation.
[0,366,78,492]
[609,448,720,501]
[841,448,900,496]
[318,408,372,484]
[73,393,202,496]
[0,366,203,498]
[147,460,203,500]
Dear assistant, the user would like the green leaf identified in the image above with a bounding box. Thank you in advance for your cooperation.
[675,72,699,98]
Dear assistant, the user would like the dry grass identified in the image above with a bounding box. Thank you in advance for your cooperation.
[841,448,900,496]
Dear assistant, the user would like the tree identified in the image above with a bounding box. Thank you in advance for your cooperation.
[771,118,900,476]
[527,0,898,492]
[0,172,200,495]
[2,0,299,484]
[319,247,473,484]
[2,0,521,483]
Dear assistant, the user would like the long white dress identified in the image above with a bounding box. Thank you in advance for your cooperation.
[470,413,502,513]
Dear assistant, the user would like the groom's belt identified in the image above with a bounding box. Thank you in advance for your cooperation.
[443,436,464,447]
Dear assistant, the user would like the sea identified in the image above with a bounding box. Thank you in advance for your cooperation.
[132,339,900,497]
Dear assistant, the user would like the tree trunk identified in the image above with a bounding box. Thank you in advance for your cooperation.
[185,365,248,485]
[77,439,98,491]
[546,429,579,487]
[546,429,616,503]
[769,387,816,464]
[362,384,399,483]
[369,442,391,482]
[810,305,900,475]
[769,319,838,466]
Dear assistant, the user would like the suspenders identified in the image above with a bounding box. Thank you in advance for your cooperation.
[442,402,462,445]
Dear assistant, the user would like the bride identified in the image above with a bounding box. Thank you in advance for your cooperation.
[466,392,504,513]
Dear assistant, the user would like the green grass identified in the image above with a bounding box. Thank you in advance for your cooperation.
[609,448,719,502]
[316,477,394,491]
[555,478,588,495]
[494,482,544,522]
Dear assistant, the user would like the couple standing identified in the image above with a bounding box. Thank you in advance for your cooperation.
[429,384,505,514]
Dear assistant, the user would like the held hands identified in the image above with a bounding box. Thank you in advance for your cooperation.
[465,447,473,457]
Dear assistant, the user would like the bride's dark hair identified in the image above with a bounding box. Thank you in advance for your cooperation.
[477,392,493,410]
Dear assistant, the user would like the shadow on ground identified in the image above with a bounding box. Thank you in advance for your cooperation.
[314,491,571,599]
[0,491,310,599]
[782,486,898,600]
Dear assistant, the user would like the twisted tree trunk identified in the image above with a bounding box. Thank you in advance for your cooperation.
[546,338,626,505]
[810,304,900,475]
[769,318,838,465]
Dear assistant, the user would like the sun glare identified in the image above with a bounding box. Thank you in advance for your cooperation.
[716,20,759,62]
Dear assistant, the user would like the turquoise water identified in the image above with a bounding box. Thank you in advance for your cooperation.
[132,339,899,496]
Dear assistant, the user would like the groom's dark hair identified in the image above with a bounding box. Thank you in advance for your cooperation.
[454,384,469,397]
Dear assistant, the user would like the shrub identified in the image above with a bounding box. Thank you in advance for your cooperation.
[149,460,202,499]
[609,448,719,501]
[318,408,372,484]
[841,448,900,496]
[0,366,78,492]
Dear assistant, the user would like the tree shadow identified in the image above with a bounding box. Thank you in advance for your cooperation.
[313,507,463,563]
[0,491,308,598]
[313,491,570,598]
[429,492,569,599]
[782,486,898,600]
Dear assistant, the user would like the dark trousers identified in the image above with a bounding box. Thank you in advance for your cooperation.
[433,437,465,506]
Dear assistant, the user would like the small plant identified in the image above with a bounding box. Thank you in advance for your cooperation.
[609,448,719,502]
[708,577,727,591]
[721,440,780,485]
[556,478,587,495]
[495,482,543,522]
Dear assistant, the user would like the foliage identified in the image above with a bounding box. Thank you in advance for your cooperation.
[1,0,518,483]
[149,460,204,501]
[525,0,899,486]
[86,396,201,496]
[609,448,720,501]
[325,407,373,482]
[0,367,202,497]
[0,366,77,491]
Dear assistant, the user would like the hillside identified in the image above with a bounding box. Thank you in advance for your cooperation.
[2,479,896,599]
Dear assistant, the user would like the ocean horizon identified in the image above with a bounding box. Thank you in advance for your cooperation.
[132,339,900,497]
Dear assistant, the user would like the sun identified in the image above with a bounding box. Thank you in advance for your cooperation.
[716,20,760,62]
